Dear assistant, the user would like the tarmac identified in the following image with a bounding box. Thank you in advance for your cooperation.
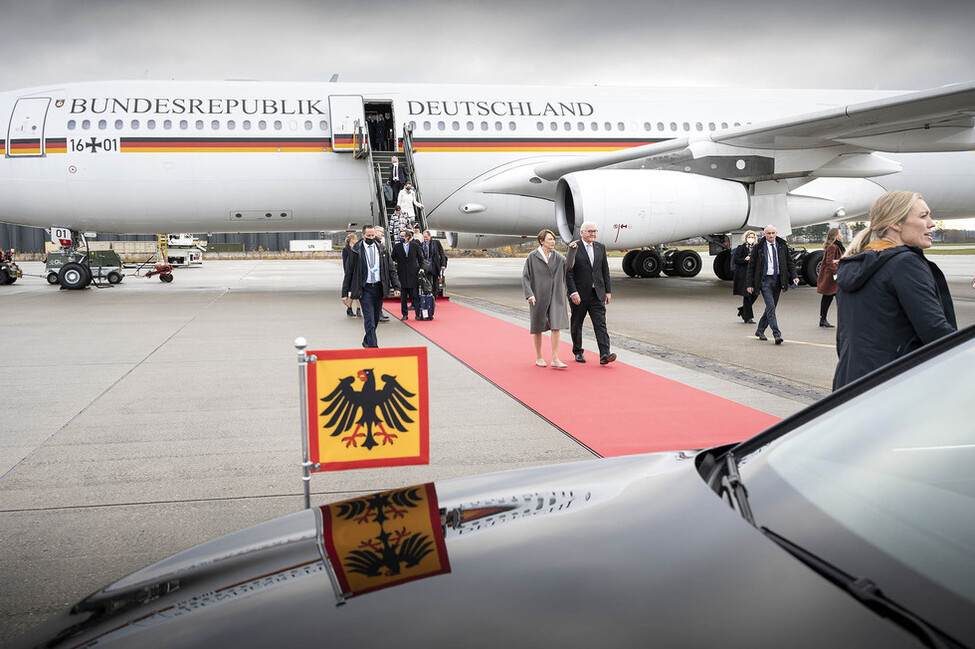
[1,253,974,643]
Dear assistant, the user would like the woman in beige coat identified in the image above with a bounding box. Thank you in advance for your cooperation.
[522,229,570,368]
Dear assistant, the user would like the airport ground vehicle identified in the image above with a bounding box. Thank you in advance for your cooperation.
[44,250,124,286]
[0,248,21,284]
[10,326,975,648]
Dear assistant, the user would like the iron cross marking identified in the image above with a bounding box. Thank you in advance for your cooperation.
[84,137,103,153]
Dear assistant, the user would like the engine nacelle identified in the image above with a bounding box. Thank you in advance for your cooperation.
[445,232,532,250]
[556,170,748,249]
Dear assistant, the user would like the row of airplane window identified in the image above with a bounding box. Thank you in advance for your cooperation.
[414,120,742,133]
[65,117,744,135]
[67,119,328,132]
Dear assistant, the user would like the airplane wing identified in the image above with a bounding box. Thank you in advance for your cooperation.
[533,81,975,181]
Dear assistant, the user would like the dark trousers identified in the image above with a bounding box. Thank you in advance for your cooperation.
[400,286,419,317]
[360,283,383,347]
[820,294,834,320]
[757,277,782,338]
[740,293,758,321]
[570,294,611,357]
[389,180,403,204]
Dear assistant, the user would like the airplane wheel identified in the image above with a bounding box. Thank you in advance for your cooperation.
[58,262,91,290]
[160,273,174,283]
[713,250,734,281]
[622,250,640,277]
[800,250,823,286]
[635,250,662,278]
[675,250,702,277]
[107,271,123,284]
[47,273,60,285]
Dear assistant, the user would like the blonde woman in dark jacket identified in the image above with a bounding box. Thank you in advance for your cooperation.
[833,191,956,390]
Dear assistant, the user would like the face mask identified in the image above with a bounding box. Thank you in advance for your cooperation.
[747,238,755,244]
[364,237,375,245]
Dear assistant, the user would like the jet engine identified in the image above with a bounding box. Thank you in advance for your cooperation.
[555,170,749,249]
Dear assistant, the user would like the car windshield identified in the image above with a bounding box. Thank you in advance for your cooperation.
[736,334,975,633]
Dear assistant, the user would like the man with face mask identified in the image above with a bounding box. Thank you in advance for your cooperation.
[342,224,401,348]
[732,231,759,324]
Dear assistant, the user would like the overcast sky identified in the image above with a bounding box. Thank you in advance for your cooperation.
[2,0,973,92]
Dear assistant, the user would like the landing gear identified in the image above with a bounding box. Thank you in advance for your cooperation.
[674,250,702,277]
[622,250,640,278]
[634,249,662,278]
[712,249,734,281]
[799,249,823,286]
[58,261,92,290]
[624,248,702,279]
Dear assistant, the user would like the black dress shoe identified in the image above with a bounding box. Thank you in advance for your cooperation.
[346,307,354,317]
[574,352,586,363]
[755,331,767,341]
[401,315,409,321]
[378,315,389,323]
[746,319,756,324]
[774,337,784,345]
[600,353,617,365]
[819,318,834,328]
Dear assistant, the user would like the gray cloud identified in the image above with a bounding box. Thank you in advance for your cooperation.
[1,0,973,91]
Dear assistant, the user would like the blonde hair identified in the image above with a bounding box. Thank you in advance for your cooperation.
[345,232,358,247]
[846,191,922,257]
[742,230,758,244]
[824,227,841,249]
[537,229,556,245]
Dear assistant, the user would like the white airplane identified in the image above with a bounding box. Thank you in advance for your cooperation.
[2,79,974,289]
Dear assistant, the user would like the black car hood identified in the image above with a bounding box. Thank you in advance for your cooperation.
[11,453,922,648]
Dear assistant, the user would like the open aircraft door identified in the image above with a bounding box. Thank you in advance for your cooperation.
[6,97,51,157]
[329,95,365,153]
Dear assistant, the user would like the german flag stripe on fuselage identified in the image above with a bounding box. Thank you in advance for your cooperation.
[120,137,333,153]
[15,136,669,155]
[412,137,666,152]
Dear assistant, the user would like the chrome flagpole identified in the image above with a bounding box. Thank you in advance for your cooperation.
[295,337,318,510]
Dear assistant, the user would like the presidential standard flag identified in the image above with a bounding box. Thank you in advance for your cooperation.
[306,346,429,471]
[319,483,450,599]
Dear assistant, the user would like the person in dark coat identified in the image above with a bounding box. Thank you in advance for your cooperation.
[341,224,401,348]
[388,156,409,206]
[392,228,422,320]
[815,227,845,328]
[341,232,361,318]
[421,230,447,275]
[566,221,615,365]
[732,230,758,324]
[746,225,799,344]
[833,191,956,391]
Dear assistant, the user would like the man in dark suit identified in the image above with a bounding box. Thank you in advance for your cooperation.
[392,228,422,320]
[341,224,400,348]
[566,221,616,365]
[420,230,447,276]
[746,224,799,344]
[388,156,409,206]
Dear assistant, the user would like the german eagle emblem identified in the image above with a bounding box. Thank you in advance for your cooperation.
[320,368,416,450]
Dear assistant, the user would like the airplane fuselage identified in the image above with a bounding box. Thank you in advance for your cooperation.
[2,80,974,242]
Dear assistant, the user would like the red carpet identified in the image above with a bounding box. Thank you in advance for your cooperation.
[388,299,780,457]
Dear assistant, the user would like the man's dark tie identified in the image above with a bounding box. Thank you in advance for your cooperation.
[771,242,779,276]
